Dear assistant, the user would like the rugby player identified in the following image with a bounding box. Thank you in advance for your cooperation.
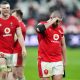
[0,1,26,80]
[36,11,66,80]
[12,9,27,80]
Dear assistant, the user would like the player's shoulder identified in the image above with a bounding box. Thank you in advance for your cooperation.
[19,21,24,25]
[19,21,26,27]
[10,16,18,21]
[10,16,15,19]
[58,26,63,30]
[58,26,64,34]
[38,21,47,25]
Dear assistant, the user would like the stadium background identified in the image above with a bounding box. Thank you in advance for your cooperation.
[0,0,80,80]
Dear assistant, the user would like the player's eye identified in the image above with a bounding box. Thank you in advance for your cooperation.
[2,8,5,9]
[7,7,9,9]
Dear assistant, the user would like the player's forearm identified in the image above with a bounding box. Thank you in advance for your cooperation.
[36,18,61,33]
[61,37,67,63]
[14,34,18,42]
[44,18,57,29]
[62,45,66,62]
[16,27,25,49]
[44,17,62,29]
[17,33,27,56]
[18,34,25,49]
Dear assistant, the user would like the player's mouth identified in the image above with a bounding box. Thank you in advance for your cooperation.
[4,11,9,14]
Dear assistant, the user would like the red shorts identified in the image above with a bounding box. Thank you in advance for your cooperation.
[17,53,23,66]
[38,59,43,78]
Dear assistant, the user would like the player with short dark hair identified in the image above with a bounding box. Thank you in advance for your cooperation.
[36,11,66,80]
[0,1,26,80]
[12,9,27,80]
[12,9,23,19]
[1,1,9,5]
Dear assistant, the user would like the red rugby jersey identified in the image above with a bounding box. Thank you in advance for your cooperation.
[0,16,19,53]
[37,21,64,62]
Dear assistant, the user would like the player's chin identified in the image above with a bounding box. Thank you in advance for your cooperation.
[3,13,9,16]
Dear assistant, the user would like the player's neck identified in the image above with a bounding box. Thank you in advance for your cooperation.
[18,17,22,21]
[2,14,10,20]
[18,18,22,22]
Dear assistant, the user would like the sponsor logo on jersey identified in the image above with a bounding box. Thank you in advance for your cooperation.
[4,28,10,34]
[3,27,12,37]
[53,34,59,40]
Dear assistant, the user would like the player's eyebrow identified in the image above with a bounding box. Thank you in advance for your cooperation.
[7,7,10,8]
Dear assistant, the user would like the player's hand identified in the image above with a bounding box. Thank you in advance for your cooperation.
[22,47,27,57]
[51,17,62,23]
[22,47,27,67]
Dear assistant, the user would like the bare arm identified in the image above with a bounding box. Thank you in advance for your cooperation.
[14,34,17,42]
[45,17,62,29]
[61,36,66,67]
[16,27,26,56]
[36,17,62,33]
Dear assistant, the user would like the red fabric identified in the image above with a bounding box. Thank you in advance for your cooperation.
[0,16,19,53]
[38,59,43,77]
[17,52,23,66]
[37,21,64,62]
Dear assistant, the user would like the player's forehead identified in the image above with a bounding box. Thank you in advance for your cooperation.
[1,4,10,8]
[12,11,17,16]
[50,11,61,18]
[12,13,16,17]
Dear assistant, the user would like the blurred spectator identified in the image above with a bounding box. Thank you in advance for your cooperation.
[26,18,37,34]
[15,0,29,19]
[76,10,80,18]
[65,15,79,33]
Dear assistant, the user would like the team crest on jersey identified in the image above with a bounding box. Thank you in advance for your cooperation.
[44,69,48,75]
[53,34,59,40]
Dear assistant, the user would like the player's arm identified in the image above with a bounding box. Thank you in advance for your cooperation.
[61,36,66,67]
[36,17,62,33]
[14,34,18,41]
[16,27,26,56]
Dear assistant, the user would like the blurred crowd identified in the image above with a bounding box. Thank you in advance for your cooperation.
[0,0,80,34]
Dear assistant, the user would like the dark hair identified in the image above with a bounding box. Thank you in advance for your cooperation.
[1,1,9,5]
[12,9,23,19]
